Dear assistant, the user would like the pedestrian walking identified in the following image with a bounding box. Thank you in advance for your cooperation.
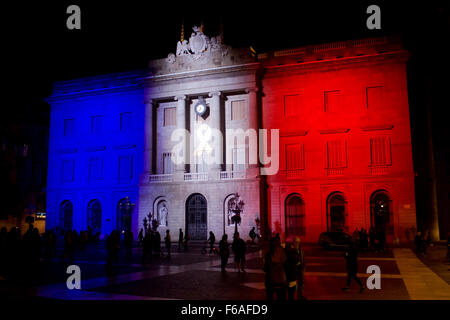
[232,232,246,273]
[183,233,190,251]
[178,228,184,251]
[446,232,450,264]
[208,231,216,254]
[414,231,422,254]
[142,232,152,263]
[124,230,133,259]
[106,230,120,274]
[264,238,287,300]
[284,236,305,300]
[249,227,257,244]
[342,242,365,293]
[165,230,171,257]
[137,228,144,248]
[219,234,230,272]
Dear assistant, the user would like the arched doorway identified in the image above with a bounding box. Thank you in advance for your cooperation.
[285,194,306,237]
[186,193,207,240]
[327,192,347,232]
[370,190,392,233]
[59,200,73,232]
[117,197,133,234]
[87,199,102,235]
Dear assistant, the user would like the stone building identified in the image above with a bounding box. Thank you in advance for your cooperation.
[46,29,416,242]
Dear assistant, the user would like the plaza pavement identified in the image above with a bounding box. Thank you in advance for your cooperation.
[1,240,449,300]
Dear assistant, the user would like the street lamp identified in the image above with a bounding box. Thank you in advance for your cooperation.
[229,193,245,235]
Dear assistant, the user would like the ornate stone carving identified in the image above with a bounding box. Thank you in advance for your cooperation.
[166,53,176,64]
[176,40,190,56]
[166,26,230,64]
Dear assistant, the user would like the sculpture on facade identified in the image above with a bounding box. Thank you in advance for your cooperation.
[159,202,168,227]
[167,25,229,63]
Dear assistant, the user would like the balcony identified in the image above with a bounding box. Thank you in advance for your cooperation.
[220,171,246,180]
[326,167,345,176]
[184,172,208,181]
[370,165,390,176]
[285,169,304,179]
[148,174,173,183]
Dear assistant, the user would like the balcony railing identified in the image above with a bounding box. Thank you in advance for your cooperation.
[148,174,173,182]
[326,167,345,176]
[285,169,305,179]
[184,172,208,181]
[220,171,246,180]
[370,165,390,176]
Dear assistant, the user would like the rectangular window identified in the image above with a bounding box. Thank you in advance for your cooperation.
[196,153,208,173]
[326,140,347,168]
[286,144,305,170]
[118,155,133,180]
[91,115,103,134]
[232,148,246,171]
[162,153,174,174]
[366,86,383,109]
[89,157,103,181]
[163,107,176,126]
[324,90,341,112]
[370,137,391,166]
[284,94,301,116]
[231,100,246,120]
[61,159,74,183]
[64,119,74,136]
[120,112,132,132]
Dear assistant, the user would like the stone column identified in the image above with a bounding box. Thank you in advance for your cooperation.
[208,91,223,173]
[174,95,187,175]
[246,87,259,171]
[143,100,153,175]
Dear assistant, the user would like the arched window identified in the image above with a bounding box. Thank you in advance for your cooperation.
[370,190,392,234]
[327,192,347,232]
[59,200,73,232]
[186,193,207,240]
[285,194,306,237]
[117,197,133,233]
[87,199,102,234]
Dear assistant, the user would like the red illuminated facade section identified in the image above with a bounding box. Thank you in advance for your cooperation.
[260,37,416,242]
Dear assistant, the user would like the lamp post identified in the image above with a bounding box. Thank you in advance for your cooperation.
[230,193,245,235]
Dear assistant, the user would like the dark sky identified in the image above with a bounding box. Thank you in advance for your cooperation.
[2,1,449,121]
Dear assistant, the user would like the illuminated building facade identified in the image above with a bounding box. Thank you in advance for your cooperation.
[46,32,416,242]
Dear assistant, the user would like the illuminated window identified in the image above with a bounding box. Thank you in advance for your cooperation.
[366,86,383,109]
[326,140,347,168]
[163,107,176,126]
[370,137,391,166]
[64,119,74,136]
[89,157,103,181]
[162,153,174,174]
[232,147,245,171]
[91,115,103,134]
[118,155,133,180]
[286,144,304,170]
[324,90,341,112]
[61,159,74,183]
[284,94,301,116]
[120,112,132,132]
[231,100,246,120]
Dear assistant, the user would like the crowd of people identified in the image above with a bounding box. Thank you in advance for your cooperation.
[351,227,386,253]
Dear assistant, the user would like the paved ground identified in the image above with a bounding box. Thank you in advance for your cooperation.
[1,240,449,300]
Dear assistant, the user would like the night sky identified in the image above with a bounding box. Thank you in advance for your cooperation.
[2,1,449,138]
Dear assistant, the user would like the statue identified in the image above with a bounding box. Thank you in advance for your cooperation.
[176,39,190,56]
[159,203,168,227]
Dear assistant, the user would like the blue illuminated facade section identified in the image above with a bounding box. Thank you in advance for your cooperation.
[46,70,147,237]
